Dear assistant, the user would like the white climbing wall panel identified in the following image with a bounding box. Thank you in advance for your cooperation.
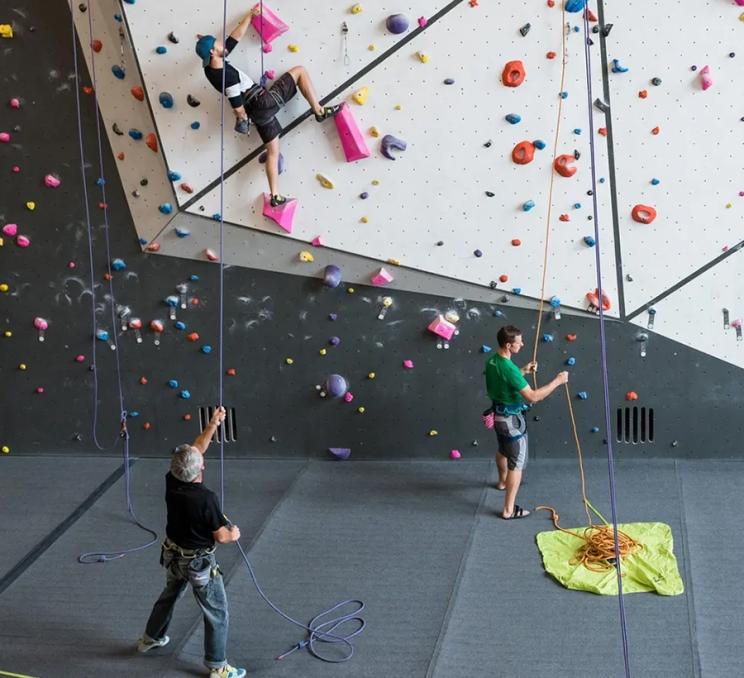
[120,0,618,313]
[604,0,744,314]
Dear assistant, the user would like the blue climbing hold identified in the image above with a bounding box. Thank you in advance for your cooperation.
[128,410,140,418]
[113,14,122,22]
[128,128,143,140]
[533,139,546,150]
[512,288,522,295]
[542,333,554,343]
[566,356,576,366]
[167,171,182,182]
[212,213,222,221]
[175,227,190,238]
[577,391,588,400]
[481,344,492,353]
[201,345,212,354]
[123,0,135,4]
[611,59,629,74]
[550,296,561,308]
[112,65,125,80]
[599,177,606,183]
[175,321,186,330]
[328,313,338,321]
[522,200,535,211]
[573,202,582,209]
[651,178,660,185]
[560,91,568,99]
[590,426,600,433]
[583,235,596,247]
[155,46,167,54]
[573,128,582,134]
[111,258,126,271]
[159,203,173,214]
[190,274,200,282]
[96,177,106,186]
[493,310,505,318]
[167,379,179,389]
[159,92,174,108]
[165,295,178,307]
[95,329,109,342]
[505,113,522,125]
[138,237,147,245]
[179,390,191,400]
[565,0,587,12]
[190,121,201,130]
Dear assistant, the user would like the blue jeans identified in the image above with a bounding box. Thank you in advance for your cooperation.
[144,548,229,669]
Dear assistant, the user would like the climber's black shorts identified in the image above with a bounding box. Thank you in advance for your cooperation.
[245,72,298,143]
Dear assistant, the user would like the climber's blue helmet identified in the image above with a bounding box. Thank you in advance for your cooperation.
[195,35,216,67]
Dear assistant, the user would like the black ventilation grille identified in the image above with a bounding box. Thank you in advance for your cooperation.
[616,406,654,444]
[199,406,238,443]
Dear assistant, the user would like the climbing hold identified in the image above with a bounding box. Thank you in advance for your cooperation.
[499,274,509,283]
[566,357,576,366]
[287,44,299,52]
[559,214,570,222]
[586,288,611,313]
[323,265,342,288]
[402,359,414,369]
[186,332,199,343]
[474,249,483,258]
[128,128,143,141]
[625,391,639,401]
[443,78,455,85]
[566,334,577,341]
[180,182,194,194]
[386,13,409,34]
[112,65,125,79]
[262,194,298,233]
[167,171,181,182]
[44,174,61,188]
[179,390,191,400]
[519,23,531,37]
[15,235,30,248]
[316,173,335,189]
[159,92,174,108]
[204,248,218,262]
[146,133,158,152]
[326,374,349,397]
[418,16,428,27]
[186,95,201,109]
[450,449,462,460]
[156,46,167,55]
[352,86,369,105]
[111,258,126,271]
[428,315,457,340]
[512,141,536,165]
[631,204,657,224]
[174,227,190,239]
[200,345,212,354]
[577,391,588,400]
[542,333,554,343]
[533,139,547,150]
[502,60,526,87]
[611,58,629,73]
[130,86,144,101]
[380,134,407,160]
[158,203,173,214]
[505,113,522,124]
[0,24,14,38]
[700,65,713,91]
[167,31,179,43]
[334,102,370,162]
[1,446,9,454]
[371,267,394,286]
[2,224,17,237]
[350,3,363,14]
[250,3,289,48]
[311,236,324,247]
[511,239,521,246]
[9,97,20,109]
[329,447,351,460]
[650,178,660,185]
[583,235,596,247]
[554,154,577,177]
[565,0,587,12]
[167,379,179,389]
[258,150,286,174]
[146,242,161,253]
[416,51,429,63]
[651,126,660,135]
[299,250,314,263]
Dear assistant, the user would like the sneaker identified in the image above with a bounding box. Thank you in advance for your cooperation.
[136,634,170,653]
[314,104,342,122]
[209,664,246,678]
[270,193,288,207]
[234,118,251,135]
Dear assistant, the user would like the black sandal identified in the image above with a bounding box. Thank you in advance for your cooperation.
[314,104,342,122]
[270,193,288,207]
[502,505,531,520]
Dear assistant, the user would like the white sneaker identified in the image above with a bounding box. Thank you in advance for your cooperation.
[136,634,170,653]
[209,664,246,678]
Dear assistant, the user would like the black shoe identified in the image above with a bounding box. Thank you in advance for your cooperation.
[270,194,288,207]
[234,118,250,135]
[314,104,342,122]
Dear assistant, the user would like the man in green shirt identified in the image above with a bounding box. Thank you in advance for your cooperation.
[485,325,568,519]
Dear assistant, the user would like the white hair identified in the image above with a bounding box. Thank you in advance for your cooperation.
[170,445,202,482]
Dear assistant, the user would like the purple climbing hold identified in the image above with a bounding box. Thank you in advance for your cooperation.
[329,447,351,460]
[326,374,348,398]
[258,150,285,174]
[380,134,407,160]
[386,13,409,34]
[323,265,342,288]
[360,192,369,199]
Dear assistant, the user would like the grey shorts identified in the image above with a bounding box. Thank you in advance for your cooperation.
[494,412,528,471]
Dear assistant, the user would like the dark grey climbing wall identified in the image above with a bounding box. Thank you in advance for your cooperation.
[1,0,743,461]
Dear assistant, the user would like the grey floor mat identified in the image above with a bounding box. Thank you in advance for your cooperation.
[0,458,306,678]
[170,460,492,678]
[0,456,122,582]
[428,459,696,678]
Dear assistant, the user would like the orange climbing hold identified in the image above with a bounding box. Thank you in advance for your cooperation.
[546,51,557,59]
[502,60,526,87]
[83,86,93,95]
[566,333,577,342]
[499,274,509,283]
[512,140,536,165]
[554,154,577,177]
[139,376,148,385]
[651,126,660,135]
[631,204,657,224]
[598,127,607,136]
[638,89,648,99]
[146,242,161,252]
[511,239,521,246]
[586,288,611,312]
[625,391,639,401]
[131,86,145,101]
[116,152,125,160]
[180,183,194,194]
[145,133,158,152]
[559,214,570,222]
[91,39,103,53]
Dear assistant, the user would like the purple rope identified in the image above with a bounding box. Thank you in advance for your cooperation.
[581,8,632,677]
[69,0,156,563]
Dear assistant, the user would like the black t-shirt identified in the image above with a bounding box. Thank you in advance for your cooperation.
[164,471,228,549]
[203,36,255,109]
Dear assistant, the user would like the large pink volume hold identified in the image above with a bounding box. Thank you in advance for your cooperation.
[251,4,289,47]
[333,103,370,162]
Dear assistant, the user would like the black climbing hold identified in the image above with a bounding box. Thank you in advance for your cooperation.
[592,25,599,33]
[594,98,610,113]
[489,281,498,290]
[519,23,531,37]
[573,149,581,160]
[187,94,201,107]
[587,38,594,46]
[691,65,697,71]
[112,123,124,135]
[483,140,492,148]
[533,416,540,422]
[601,23,613,37]
[167,31,179,44]
[587,215,593,221]
[485,191,495,197]
[79,3,87,11]
[443,78,455,85]
[132,190,141,198]
[140,178,148,186]
[436,240,444,246]
[500,295,509,303]
[626,274,633,282]
[651,77,662,86]
[586,189,594,196]
[199,206,205,211]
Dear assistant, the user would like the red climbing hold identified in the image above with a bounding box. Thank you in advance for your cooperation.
[651,126,660,135]
[82,86,93,95]
[512,140,536,165]
[547,0,555,6]
[584,8,598,21]
[180,182,194,194]
[131,86,145,101]
[186,332,200,342]
[559,214,570,222]
[145,133,158,153]
[546,51,557,59]
[143,422,152,431]
[502,60,526,87]
[146,242,161,252]
[226,368,237,376]
[183,413,192,421]
[116,152,125,160]
[638,89,648,99]
[103,272,112,281]
[625,391,639,401]
[586,288,611,312]
[554,154,577,177]
[139,376,148,385]
[499,274,509,283]
[598,127,607,136]
[91,39,103,52]
[566,333,577,342]
[631,204,657,224]
[511,239,521,246]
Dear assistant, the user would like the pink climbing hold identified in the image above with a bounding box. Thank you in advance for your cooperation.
[204,248,219,261]
[371,267,394,286]
[251,3,288,49]
[418,16,428,27]
[11,165,21,173]
[343,392,354,403]
[427,315,456,340]
[262,193,298,233]
[403,359,414,369]
[700,65,713,91]
[334,102,370,162]
[2,223,18,237]
[35,386,45,394]
[450,449,462,460]
[44,174,61,188]
[16,235,30,248]
[311,236,324,247]
[9,98,20,109]
[0,132,10,143]
[75,354,86,363]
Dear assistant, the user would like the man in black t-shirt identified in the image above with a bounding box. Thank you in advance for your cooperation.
[196,7,341,207]
[137,406,247,678]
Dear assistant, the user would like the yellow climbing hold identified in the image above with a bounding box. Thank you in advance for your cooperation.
[319,348,327,356]
[3,330,11,337]
[347,287,355,294]
[0,24,13,39]
[371,179,380,186]
[417,51,429,63]
[369,126,381,137]
[387,258,401,266]
[0,237,3,247]
[726,203,732,209]
[285,357,294,365]
[740,11,744,21]
[0,283,9,292]
[394,104,402,110]
[316,173,335,189]
[18,363,27,370]
[352,86,369,105]
[367,372,376,379]
[368,43,376,51]
[360,216,368,223]
[428,429,439,437]
[1,446,10,454]
[350,3,363,13]
[26,201,35,210]
[288,44,299,52]
[382,297,393,307]
[299,250,315,262]
[357,406,366,414]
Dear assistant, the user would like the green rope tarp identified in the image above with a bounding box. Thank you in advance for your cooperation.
[536,522,684,596]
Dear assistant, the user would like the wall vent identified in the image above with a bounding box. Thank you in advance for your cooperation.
[199,406,238,443]
[615,406,654,444]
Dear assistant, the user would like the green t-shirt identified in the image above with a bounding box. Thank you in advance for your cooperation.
[485,353,528,411]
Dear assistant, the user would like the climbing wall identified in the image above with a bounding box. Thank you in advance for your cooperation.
[118,0,618,314]
[604,0,744,366]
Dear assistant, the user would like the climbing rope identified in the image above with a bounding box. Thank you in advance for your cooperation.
[70,0,157,563]
[214,0,366,662]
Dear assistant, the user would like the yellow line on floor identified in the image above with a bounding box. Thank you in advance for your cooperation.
[0,670,39,678]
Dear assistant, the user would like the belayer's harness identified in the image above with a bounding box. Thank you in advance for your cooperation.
[162,537,216,560]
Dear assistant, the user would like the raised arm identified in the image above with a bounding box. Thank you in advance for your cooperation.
[192,406,226,455]
[229,5,261,42]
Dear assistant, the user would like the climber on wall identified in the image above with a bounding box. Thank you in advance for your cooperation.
[196,6,341,207]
